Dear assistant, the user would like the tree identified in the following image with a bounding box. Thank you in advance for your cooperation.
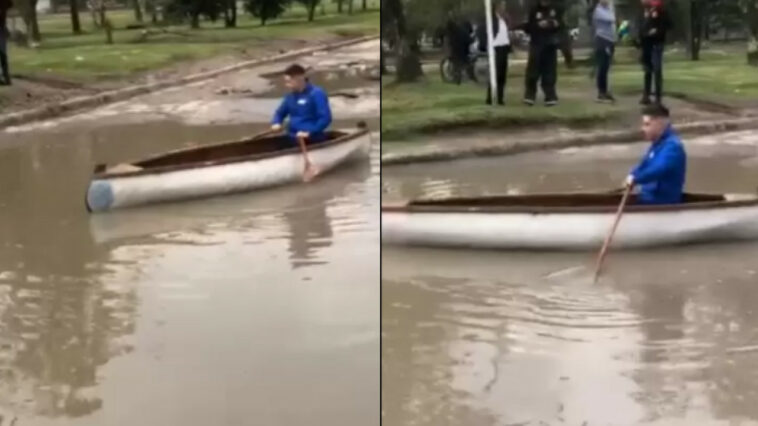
[132,0,144,22]
[336,0,342,13]
[347,0,352,14]
[362,0,365,10]
[164,0,223,28]
[297,0,319,21]
[746,0,758,65]
[70,0,82,33]
[384,0,422,82]
[223,0,237,26]
[245,0,288,25]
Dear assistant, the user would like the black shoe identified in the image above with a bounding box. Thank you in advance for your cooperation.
[596,93,616,104]
[640,96,652,105]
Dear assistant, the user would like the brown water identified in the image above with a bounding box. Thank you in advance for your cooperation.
[0,121,379,425]
[382,131,758,426]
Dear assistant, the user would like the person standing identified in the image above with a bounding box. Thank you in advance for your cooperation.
[0,0,11,86]
[445,13,475,85]
[637,0,672,105]
[593,0,616,103]
[522,0,564,107]
[478,1,512,105]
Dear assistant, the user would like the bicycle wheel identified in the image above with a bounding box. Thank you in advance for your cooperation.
[440,58,455,83]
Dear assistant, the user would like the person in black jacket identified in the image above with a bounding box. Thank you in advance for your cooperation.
[445,12,475,85]
[637,0,672,105]
[477,0,512,105]
[522,0,564,106]
[0,0,11,85]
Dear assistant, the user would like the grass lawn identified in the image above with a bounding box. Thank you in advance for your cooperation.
[382,44,758,142]
[6,1,379,81]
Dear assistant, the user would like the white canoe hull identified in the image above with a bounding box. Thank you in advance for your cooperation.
[382,197,758,250]
[87,132,370,212]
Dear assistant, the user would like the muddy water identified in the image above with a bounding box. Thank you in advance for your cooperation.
[0,122,379,425]
[383,131,758,426]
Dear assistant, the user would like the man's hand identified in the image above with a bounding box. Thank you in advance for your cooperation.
[271,123,282,132]
[625,175,635,188]
[538,20,548,28]
[296,131,310,139]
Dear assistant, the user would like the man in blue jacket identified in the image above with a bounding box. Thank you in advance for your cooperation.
[271,63,332,181]
[626,104,686,204]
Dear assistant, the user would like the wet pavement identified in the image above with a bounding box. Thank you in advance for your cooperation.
[0,41,379,425]
[383,130,758,426]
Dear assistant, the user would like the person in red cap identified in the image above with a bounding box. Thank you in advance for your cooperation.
[636,0,671,105]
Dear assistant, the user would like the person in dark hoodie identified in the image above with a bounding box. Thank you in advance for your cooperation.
[445,12,475,85]
[637,0,672,105]
[522,0,564,106]
[477,0,512,105]
[626,103,686,205]
[0,0,11,86]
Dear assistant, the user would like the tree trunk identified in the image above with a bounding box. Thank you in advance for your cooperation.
[689,0,702,60]
[261,14,266,26]
[307,1,315,21]
[337,0,342,13]
[386,0,422,82]
[348,0,352,14]
[70,0,82,34]
[748,0,758,66]
[224,0,236,27]
[362,0,366,10]
[191,12,200,28]
[133,0,143,22]
[99,1,113,44]
[30,2,41,42]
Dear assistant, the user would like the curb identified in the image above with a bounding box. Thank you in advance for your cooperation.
[0,35,377,129]
[382,116,758,166]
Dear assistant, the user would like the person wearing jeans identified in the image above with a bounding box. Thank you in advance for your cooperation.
[637,0,671,104]
[592,0,616,103]
[478,1,512,105]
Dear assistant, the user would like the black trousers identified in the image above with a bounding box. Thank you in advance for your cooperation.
[642,43,664,102]
[451,54,476,84]
[525,44,558,102]
[486,45,510,104]
[0,36,9,85]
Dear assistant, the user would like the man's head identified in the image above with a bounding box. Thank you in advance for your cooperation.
[599,0,610,7]
[641,104,670,142]
[283,64,307,92]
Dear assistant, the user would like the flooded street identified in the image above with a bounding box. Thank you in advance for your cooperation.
[0,41,379,425]
[383,131,758,425]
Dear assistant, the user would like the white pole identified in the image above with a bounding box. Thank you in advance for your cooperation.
[484,0,497,105]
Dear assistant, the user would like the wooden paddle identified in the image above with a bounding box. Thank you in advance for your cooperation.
[298,135,320,182]
[593,184,634,283]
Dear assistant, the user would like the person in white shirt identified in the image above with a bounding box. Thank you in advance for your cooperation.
[478,0,512,105]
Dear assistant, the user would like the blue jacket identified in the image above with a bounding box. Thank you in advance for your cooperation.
[272,83,332,140]
[631,125,687,204]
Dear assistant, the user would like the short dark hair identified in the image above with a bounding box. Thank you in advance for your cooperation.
[284,64,306,76]
[642,103,670,118]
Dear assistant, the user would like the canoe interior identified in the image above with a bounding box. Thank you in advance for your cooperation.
[409,193,726,208]
[135,130,349,170]
[385,192,758,214]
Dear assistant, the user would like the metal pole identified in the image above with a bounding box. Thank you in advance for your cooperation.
[484,0,497,105]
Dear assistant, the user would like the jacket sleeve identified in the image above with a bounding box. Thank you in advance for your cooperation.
[521,8,536,35]
[306,89,332,134]
[271,97,289,125]
[632,143,682,184]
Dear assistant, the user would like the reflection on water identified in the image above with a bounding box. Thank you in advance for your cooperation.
[0,125,379,425]
[383,133,758,426]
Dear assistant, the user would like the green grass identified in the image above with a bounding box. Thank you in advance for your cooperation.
[382,44,758,141]
[7,2,379,80]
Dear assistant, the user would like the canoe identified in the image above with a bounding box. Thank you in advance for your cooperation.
[86,126,370,212]
[382,192,758,250]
